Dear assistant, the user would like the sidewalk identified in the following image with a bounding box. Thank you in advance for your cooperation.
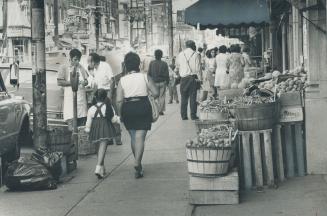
[0,102,195,216]
[1,101,327,216]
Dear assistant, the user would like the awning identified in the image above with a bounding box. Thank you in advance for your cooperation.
[185,0,270,29]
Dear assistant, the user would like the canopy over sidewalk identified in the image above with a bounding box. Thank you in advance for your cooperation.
[185,0,270,29]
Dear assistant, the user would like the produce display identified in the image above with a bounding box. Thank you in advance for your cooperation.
[199,99,230,113]
[186,125,235,148]
[232,95,275,106]
[230,78,252,89]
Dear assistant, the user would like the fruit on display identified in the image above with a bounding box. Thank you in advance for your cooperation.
[199,99,230,113]
[186,125,234,148]
[276,76,307,95]
[232,95,275,106]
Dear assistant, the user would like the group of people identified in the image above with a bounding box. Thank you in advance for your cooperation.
[200,43,252,101]
[57,40,251,180]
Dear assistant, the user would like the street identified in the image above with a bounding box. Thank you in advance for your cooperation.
[1,101,327,216]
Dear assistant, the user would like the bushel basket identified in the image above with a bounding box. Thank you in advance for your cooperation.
[186,146,232,177]
[194,119,231,134]
[234,101,279,131]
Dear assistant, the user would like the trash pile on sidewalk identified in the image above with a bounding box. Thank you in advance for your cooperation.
[5,148,63,191]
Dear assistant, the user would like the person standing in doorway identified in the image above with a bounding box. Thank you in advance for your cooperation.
[148,49,169,115]
[175,40,201,120]
[168,57,179,104]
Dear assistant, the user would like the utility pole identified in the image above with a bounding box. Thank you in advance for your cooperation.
[167,0,173,57]
[31,0,47,149]
[53,0,59,46]
[95,0,100,52]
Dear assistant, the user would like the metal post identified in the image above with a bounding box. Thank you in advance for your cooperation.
[167,0,173,57]
[53,0,59,46]
[31,0,47,149]
[95,0,100,52]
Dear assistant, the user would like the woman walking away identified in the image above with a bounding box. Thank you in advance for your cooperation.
[226,44,245,84]
[85,89,117,179]
[116,52,159,178]
[214,45,230,90]
[201,49,216,101]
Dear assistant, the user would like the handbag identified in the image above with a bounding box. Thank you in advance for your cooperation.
[144,74,159,122]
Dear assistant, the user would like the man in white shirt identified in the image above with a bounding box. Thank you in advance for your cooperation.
[175,40,201,120]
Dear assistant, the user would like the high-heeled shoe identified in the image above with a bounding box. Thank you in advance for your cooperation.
[134,165,144,179]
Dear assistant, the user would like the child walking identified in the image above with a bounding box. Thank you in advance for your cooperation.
[85,89,118,179]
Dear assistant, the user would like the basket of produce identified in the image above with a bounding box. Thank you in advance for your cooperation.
[186,125,237,177]
[194,119,231,134]
[233,95,279,131]
[78,126,96,156]
[198,99,230,121]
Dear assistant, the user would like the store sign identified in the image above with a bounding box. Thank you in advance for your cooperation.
[279,106,303,123]
[7,27,31,37]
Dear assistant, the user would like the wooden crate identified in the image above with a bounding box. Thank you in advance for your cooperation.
[279,92,304,123]
[274,122,306,179]
[78,126,96,156]
[189,170,239,205]
[238,129,275,190]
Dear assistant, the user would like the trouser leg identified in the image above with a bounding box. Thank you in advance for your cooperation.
[180,89,189,119]
[190,85,198,119]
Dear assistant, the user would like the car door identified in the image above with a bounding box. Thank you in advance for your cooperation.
[0,98,16,155]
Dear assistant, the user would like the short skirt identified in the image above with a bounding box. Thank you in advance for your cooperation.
[121,96,152,130]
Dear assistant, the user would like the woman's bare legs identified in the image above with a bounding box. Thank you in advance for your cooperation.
[95,140,109,179]
[133,130,147,178]
[128,130,136,156]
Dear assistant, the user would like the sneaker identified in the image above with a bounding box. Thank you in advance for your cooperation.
[134,165,144,179]
[159,112,164,115]
[182,117,188,120]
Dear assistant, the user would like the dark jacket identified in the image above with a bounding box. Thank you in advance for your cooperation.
[148,60,169,84]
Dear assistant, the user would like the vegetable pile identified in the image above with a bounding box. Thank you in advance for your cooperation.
[275,76,307,95]
[199,99,230,113]
[186,125,234,148]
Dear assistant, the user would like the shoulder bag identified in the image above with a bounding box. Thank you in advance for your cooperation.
[144,74,159,122]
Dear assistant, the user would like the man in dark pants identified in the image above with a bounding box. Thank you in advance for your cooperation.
[175,40,201,120]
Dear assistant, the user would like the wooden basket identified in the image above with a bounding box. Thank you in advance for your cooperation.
[186,146,232,177]
[234,101,279,131]
[194,120,231,134]
[47,124,72,155]
[199,111,229,121]
[78,126,96,156]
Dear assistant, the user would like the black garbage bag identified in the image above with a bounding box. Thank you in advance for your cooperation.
[30,148,63,181]
[5,157,57,191]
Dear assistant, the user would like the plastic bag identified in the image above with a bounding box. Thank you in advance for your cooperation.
[31,148,63,181]
[5,157,57,191]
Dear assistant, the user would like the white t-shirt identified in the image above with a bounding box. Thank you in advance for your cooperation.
[94,61,113,90]
[120,73,148,98]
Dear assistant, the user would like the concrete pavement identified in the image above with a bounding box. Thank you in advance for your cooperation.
[0,102,195,216]
[1,101,327,216]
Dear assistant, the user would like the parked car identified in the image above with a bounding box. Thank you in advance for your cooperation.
[0,64,64,119]
[0,70,32,163]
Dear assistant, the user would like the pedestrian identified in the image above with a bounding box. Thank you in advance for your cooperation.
[226,44,245,84]
[85,89,117,179]
[175,40,202,120]
[242,46,252,69]
[57,48,89,130]
[88,53,122,145]
[168,57,179,104]
[148,49,169,115]
[116,52,159,178]
[214,45,230,90]
[201,49,216,101]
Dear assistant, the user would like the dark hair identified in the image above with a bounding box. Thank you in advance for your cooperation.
[154,49,163,60]
[89,53,101,64]
[198,47,203,53]
[213,47,218,52]
[95,89,108,103]
[185,40,196,51]
[243,46,250,53]
[100,55,106,62]
[69,49,82,60]
[124,52,140,72]
[205,50,211,58]
[230,44,241,53]
[218,45,227,54]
